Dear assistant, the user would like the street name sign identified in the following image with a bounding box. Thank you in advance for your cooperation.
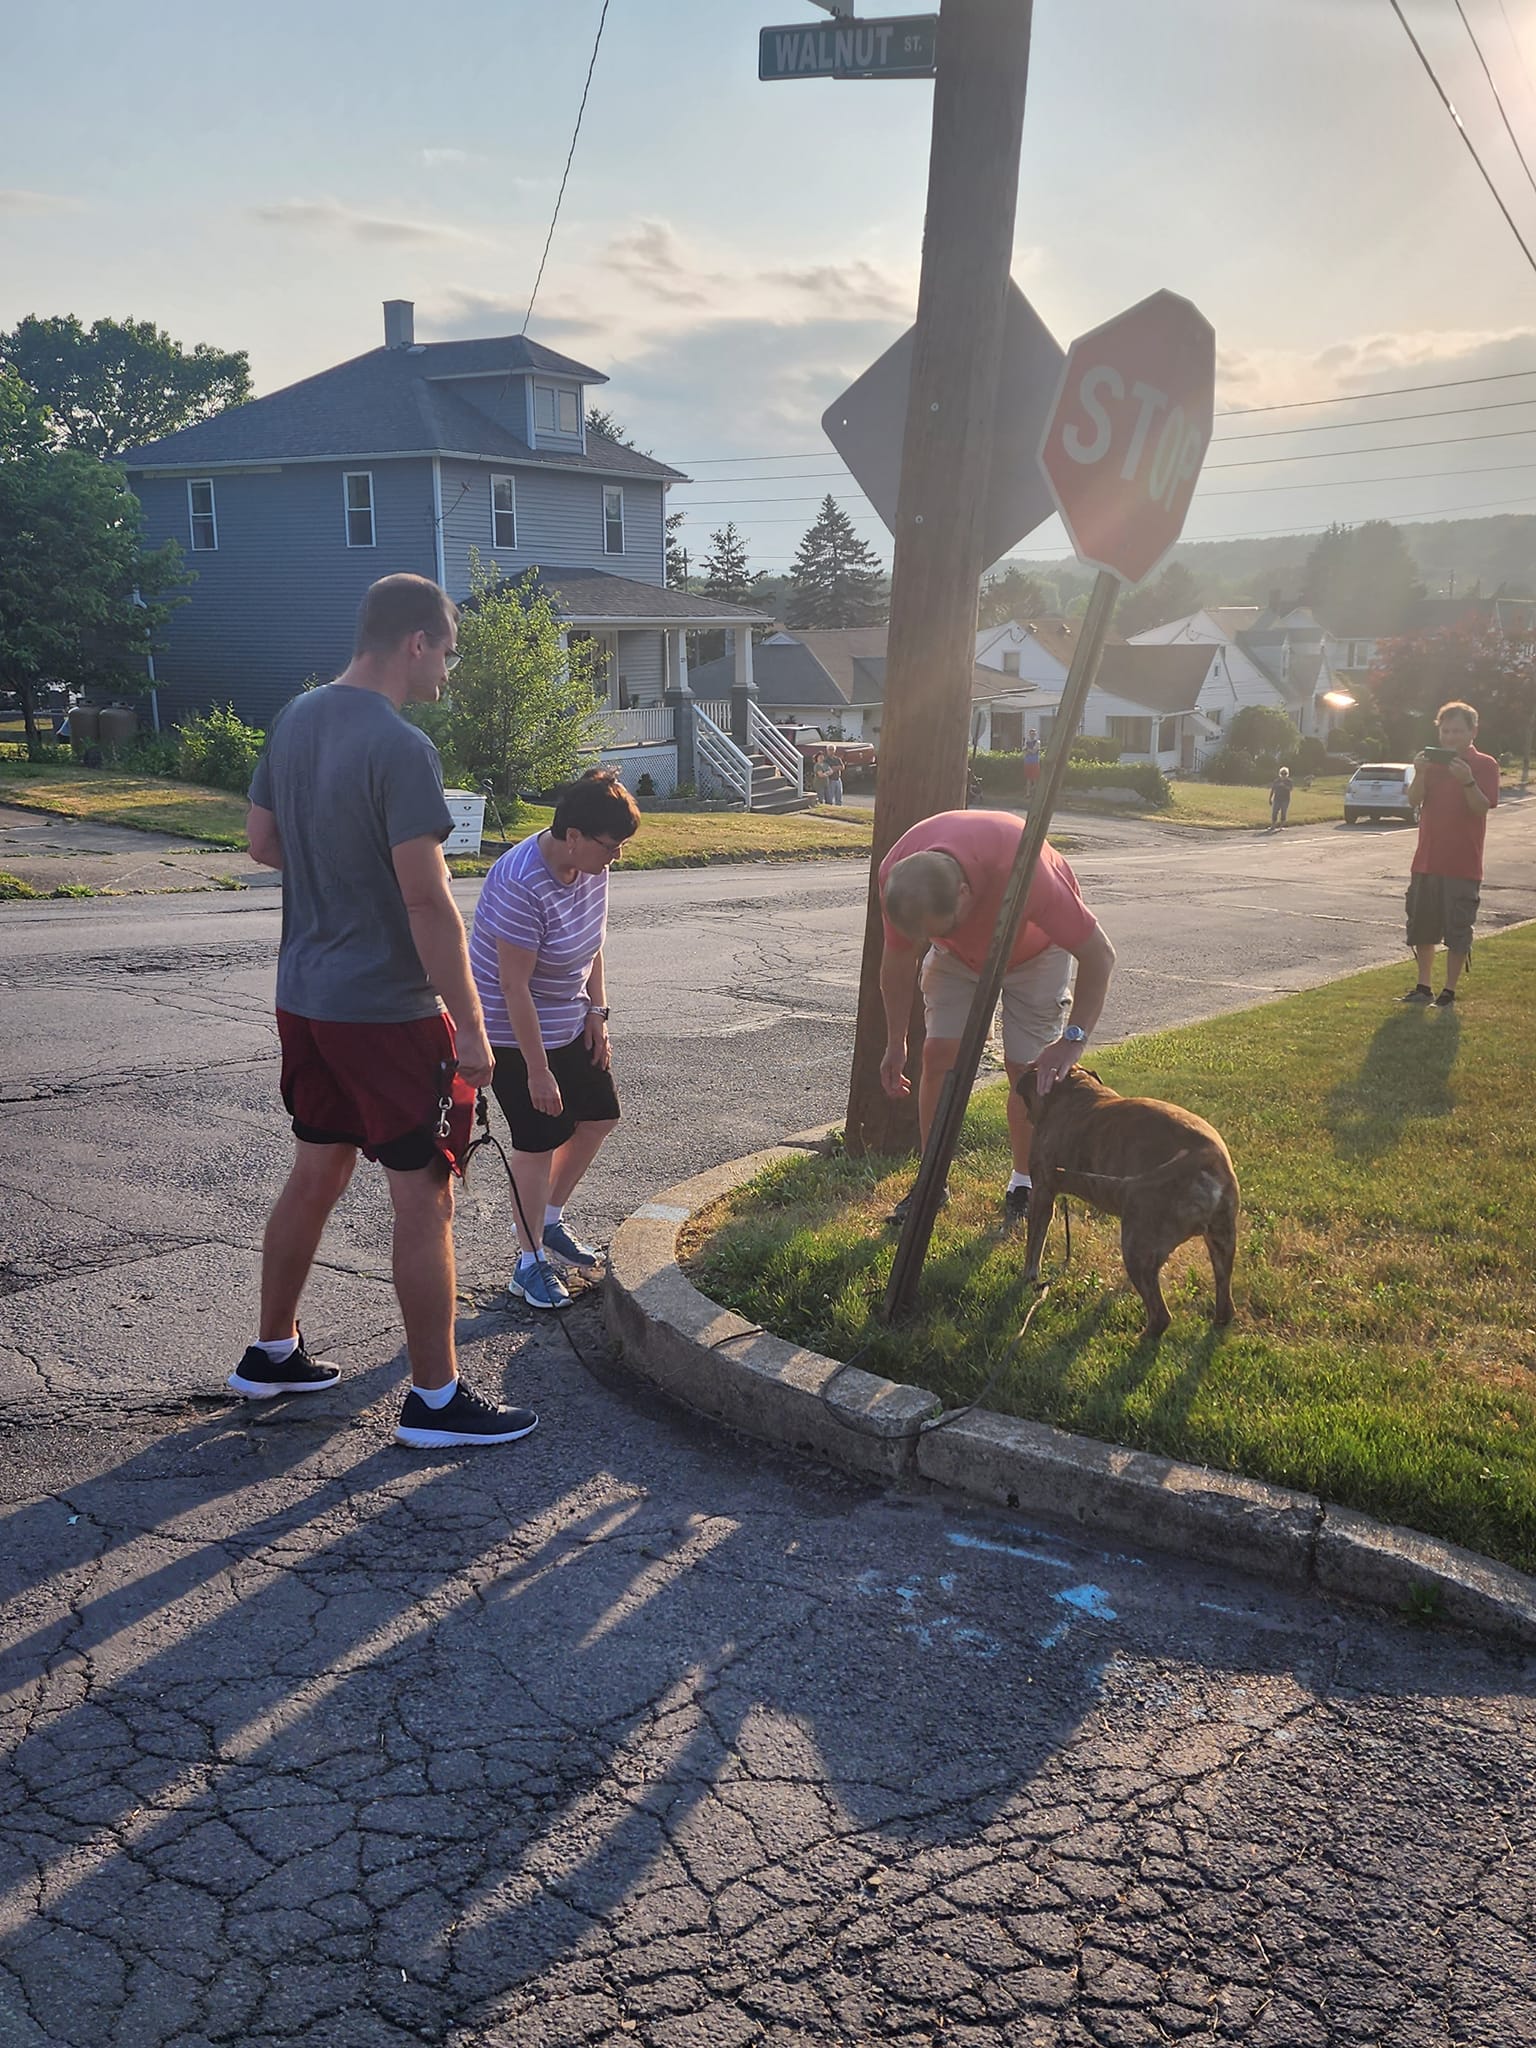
[759,16,939,80]
[1038,289,1216,586]
[821,282,1065,570]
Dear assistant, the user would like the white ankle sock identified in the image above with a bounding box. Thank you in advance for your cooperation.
[255,1336,298,1362]
[412,1379,457,1410]
[545,1205,563,1226]
[1007,1172,1032,1193]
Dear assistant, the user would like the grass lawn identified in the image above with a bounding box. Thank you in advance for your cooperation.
[1061,776,1353,830]
[0,761,249,844]
[0,762,874,867]
[684,927,1536,1575]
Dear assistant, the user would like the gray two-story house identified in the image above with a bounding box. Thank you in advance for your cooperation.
[119,301,768,750]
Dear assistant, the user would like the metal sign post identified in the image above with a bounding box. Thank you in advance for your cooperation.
[882,568,1119,1321]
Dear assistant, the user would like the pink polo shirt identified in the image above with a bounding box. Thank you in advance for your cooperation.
[880,810,1098,971]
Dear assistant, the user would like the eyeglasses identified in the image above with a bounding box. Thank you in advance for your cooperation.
[588,834,625,856]
[442,649,461,672]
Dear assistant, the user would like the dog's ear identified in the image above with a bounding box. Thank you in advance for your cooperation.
[1015,1066,1040,1112]
[1079,1067,1103,1084]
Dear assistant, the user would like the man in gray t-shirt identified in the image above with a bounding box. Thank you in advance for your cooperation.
[231,571,538,1452]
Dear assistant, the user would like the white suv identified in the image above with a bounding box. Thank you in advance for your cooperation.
[1343,764,1418,826]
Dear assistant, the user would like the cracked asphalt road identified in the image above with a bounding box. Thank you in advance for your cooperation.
[1,812,1534,2046]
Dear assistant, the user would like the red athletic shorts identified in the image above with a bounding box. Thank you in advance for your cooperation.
[276,1009,475,1174]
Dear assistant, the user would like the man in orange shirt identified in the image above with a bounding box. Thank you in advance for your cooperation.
[1401,699,1500,1008]
[877,809,1117,1225]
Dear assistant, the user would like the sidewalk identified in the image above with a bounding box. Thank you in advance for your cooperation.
[0,803,270,895]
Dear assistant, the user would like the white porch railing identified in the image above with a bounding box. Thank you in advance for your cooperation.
[694,706,753,808]
[694,699,729,727]
[589,705,674,747]
[745,699,804,796]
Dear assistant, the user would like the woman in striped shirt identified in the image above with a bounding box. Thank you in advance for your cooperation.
[468,769,640,1310]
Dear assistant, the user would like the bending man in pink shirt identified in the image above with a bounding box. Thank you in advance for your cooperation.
[877,810,1117,1226]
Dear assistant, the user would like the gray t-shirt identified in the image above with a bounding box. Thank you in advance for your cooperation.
[248,684,453,1023]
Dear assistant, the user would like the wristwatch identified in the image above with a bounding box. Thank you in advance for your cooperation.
[587,1004,610,1022]
[1062,1024,1088,1045]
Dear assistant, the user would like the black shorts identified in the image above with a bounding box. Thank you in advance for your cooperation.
[491,1034,621,1153]
[1406,873,1481,955]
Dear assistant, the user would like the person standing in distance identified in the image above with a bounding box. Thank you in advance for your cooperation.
[233,572,537,1450]
[877,809,1117,1226]
[1269,765,1292,828]
[1400,699,1500,1007]
[468,769,638,1309]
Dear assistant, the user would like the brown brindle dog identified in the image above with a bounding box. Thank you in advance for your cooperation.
[1015,1067,1239,1340]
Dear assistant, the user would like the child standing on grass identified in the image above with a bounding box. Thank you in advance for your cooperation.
[1269,766,1292,827]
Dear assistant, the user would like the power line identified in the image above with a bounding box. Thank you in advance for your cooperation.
[1206,421,1536,469]
[1214,391,1536,440]
[1495,0,1536,101]
[1452,0,1536,206]
[1386,0,1536,277]
[520,0,611,335]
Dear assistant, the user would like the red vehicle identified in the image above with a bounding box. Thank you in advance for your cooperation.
[778,725,877,778]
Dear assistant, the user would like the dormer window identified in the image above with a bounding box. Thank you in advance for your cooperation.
[534,384,580,436]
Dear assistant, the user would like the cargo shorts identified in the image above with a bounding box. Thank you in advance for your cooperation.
[919,943,1073,1065]
[1405,873,1481,956]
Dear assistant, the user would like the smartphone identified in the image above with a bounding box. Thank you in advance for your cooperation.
[1421,746,1458,765]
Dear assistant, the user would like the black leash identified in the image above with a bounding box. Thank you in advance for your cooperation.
[461,1091,605,1374]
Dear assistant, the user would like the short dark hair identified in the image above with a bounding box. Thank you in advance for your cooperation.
[551,766,641,842]
[354,573,456,657]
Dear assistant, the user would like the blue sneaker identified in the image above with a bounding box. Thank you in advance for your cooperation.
[542,1219,602,1271]
[509,1256,571,1312]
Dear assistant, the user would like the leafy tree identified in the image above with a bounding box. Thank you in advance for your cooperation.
[0,314,250,459]
[700,522,761,608]
[1367,618,1536,766]
[585,406,634,446]
[787,496,886,628]
[440,552,602,799]
[666,508,689,588]
[1223,703,1299,762]
[1301,521,1422,636]
[978,565,1048,628]
[1116,561,1202,637]
[0,368,182,753]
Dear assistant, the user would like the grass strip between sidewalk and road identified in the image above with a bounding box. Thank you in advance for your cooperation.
[0,763,874,868]
[683,926,1536,1576]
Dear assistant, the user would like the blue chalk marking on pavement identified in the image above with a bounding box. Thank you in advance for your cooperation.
[1056,1584,1117,1621]
[946,1529,1075,1572]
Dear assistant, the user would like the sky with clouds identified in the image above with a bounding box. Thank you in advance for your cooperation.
[6,0,1536,580]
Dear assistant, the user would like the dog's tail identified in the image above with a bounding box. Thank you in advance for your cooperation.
[1051,1147,1192,1194]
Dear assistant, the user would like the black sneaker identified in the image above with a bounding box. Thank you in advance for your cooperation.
[1399,984,1434,1004]
[1434,988,1457,1008]
[227,1332,341,1400]
[394,1383,539,1449]
[1003,1182,1033,1226]
[886,1182,950,1227]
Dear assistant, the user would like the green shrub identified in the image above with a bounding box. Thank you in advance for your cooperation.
[1290,734,1328,777]
[175,704,267,792]
[1203,745,1261,784]
[1069,735,1124,764]
[1062,761,1171,806]
[114,734,181,778]
[972,750,1027,793]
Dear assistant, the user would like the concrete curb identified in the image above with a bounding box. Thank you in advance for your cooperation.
[606,1129,1536,1648]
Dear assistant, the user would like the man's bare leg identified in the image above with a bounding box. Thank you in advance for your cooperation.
[1003,1060,1036,1175]
[385,1161,458,1391]
[917,1035,962,1152]
[258,1140,357,1341]
[1414,943,1438,988]
[1442,947,1469,992]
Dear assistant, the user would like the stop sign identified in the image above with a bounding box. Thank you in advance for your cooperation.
[1039,290,1216,586]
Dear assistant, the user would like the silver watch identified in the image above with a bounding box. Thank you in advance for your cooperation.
[1062,1024,1087,1045]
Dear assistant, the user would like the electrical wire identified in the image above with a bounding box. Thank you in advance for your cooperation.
[520,0,612,335]
[1386,0,1536,276]
[1452,0,1536,205]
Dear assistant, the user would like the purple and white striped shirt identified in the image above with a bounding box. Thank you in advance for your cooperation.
[469,831,608,1052]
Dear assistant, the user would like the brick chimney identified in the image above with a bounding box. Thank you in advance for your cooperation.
[382,299,414,350]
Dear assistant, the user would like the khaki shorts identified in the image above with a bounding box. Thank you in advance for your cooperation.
[920,944,1073,1065]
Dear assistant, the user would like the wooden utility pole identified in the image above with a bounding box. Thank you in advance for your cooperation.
[843,0,1035,1157]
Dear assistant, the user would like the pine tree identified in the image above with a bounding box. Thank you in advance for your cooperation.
[700,523,760,606]
[787,497,886,628]
[666,509,689,588]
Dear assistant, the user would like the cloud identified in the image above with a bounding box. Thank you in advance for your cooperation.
[0,189,80,214]
[603,220,720,306]
[420,148,469,169]
[763,260,910,319]
[251,198,477,247]
[1214,326,1536,411]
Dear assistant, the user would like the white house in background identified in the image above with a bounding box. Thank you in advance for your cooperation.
[1129,607,1349,741]
[973,617,1079,752]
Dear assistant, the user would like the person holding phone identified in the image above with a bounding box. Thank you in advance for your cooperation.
[1401,700,1500,1007]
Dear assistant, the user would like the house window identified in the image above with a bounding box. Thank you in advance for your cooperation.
[603,485,624,555]
[344,472,375,548]
[1107,715,1153,752]
[1002,650,1021,677]
[534,384,580,435]
[491,474,517,549]
[188,478,217,552]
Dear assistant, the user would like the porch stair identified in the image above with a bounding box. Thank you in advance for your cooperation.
[749,751,816,814]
